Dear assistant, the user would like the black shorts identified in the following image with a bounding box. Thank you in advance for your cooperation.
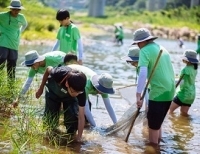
[173,96,191,107]
[147,100,171,130]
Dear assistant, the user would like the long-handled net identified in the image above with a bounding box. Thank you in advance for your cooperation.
[104,103,146,135]
[103,85,147,135]
[104,50,163,137]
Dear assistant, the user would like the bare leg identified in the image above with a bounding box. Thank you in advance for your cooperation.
[158,128,164,143]
[149,128,160,144]
[180,106,190,116]
[169,101,179,114]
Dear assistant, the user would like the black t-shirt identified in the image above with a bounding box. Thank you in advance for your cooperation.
[49,66,86,107]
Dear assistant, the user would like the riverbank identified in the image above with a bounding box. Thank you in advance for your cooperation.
[20,22,199,46]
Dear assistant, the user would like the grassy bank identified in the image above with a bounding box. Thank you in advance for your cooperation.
[1,1,200,40]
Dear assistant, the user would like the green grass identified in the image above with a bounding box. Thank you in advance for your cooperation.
[0,68,64,153]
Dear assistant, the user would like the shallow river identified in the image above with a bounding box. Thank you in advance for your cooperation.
[0,36,200,154]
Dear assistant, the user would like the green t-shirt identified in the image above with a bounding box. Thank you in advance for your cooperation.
[68,64,108,98]
[57,23,80,54]
[28,51,65,77]
[138,42,175,101]
[114,27,124,39]
[177,65,197,104]
[196,40,200,54]
[0,11,27,50]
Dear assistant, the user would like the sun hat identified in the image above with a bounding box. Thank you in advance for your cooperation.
[91,73,115,94]
[132,28,157,45]
[121,46,140,62]
[182,49,199,64]
[21,50,45,66]
[7,0,25,10]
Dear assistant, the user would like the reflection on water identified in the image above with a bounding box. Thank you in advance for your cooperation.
[1,37,200,153]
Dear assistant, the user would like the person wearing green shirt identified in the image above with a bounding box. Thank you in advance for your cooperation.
[12,50,66,107]
[52,9,83,65]
[170,50,198,116]
[114,24,124,46]
[0,0,27,80]
[66,63,117,127]
[35,65,87,143]
[121,46,149,112]
[132,28,175,145]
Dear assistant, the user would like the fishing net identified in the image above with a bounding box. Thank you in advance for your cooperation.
[103,85,147,135]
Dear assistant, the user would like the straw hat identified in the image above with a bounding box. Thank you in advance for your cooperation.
[182,49,199,64]
[91,73,115,94]
[121,46,140,62]
[132,28,157,45]
[7,0,25,10]
[21,50,45,66]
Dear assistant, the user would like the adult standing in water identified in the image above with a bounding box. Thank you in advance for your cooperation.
[52,9,83,65]
[0,0,27,81]
[132,28,175,145]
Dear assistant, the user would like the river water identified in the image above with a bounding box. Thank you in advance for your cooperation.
[0,36,200,154]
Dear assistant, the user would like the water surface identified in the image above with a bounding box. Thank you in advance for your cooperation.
[1,37,200,154]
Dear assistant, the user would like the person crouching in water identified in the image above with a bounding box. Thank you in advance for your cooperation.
[35,65,87,143]
[64,53,117,127]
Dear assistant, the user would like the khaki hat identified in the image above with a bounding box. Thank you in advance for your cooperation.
[7,0,25,10]
[182,49,199,64]
[132,28,157,45]
[21,50,45,66]
[91,73,115,94]
[121,46,140,62]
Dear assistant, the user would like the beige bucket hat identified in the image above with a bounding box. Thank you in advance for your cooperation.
[21,50,45,66]
[91,73,115,94]
[7,0,25,10]
[121,46,140,62]
[182,49,199,64]
[132,28,157,45]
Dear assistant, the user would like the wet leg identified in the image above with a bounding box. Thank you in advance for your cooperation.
[169,101,179,113]
[180,106,190,116]
[149,128,160,144]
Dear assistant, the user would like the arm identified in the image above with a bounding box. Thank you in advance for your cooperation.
[176,74,184,88]
[136,66,147,108]
[20,77,33,95]
[52,40,60,51]
[102,97,117,124]
[76,106,85,142]
[75,91,86,141]
[20,15,28,32]
[84,99,96,127]
[12,77,33,107]
[20,24,27,32]
[77,38,83,65]
[35,66,53,99]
